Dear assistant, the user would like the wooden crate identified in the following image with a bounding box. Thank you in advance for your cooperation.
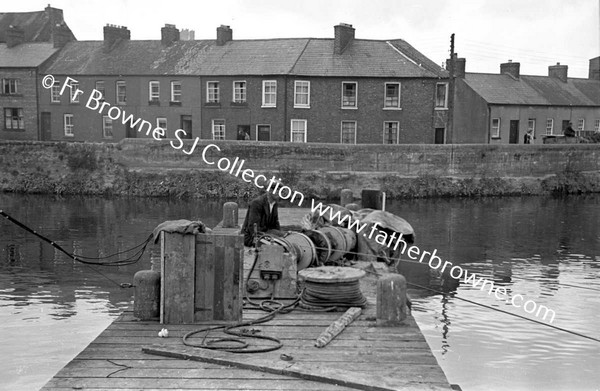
[160,232,243,324]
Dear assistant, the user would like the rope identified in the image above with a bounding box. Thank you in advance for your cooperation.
[407,281,600,344]
[300,280,367,309]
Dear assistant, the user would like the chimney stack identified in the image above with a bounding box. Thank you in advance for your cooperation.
[216,25,232,46]
[548,63,568,82]
[53,23,73,48]
[588,57,600,81]
[334,23,355,55]
[500,60,520,79]
[103,24,130,50]
[6,25,25,48]
[161,24,179,46]
[447,54,466,78]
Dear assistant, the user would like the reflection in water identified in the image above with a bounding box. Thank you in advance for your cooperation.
[0,193,599,391]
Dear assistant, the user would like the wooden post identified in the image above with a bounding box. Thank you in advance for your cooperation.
[376,273,408,326]
[340,189,353,207]
[161,232,196,324]
[222,202,238,228]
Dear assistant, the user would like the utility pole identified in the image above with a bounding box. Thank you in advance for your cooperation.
[447,33,455,144]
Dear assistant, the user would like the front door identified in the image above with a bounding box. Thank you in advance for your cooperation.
[509,120,519,144]
[434,128,445,144]
[126,124,136,138]
[181,115,192,139]
[562,120,570,133]
[40,112,51,141]
[257,125,271,141]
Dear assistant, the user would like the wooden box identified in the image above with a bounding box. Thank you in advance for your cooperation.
[160,232,243,324]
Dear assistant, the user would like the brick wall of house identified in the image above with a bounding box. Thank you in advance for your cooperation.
[0,69,39,140]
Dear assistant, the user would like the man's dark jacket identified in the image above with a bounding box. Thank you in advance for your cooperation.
[241,194,280,246]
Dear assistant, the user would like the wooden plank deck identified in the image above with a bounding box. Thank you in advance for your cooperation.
[41,207,453,391]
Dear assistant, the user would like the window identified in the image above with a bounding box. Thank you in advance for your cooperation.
[528,119,536,133]
[595,119,600,132]
[102,116,113,139]
[116,81,126,105]
[4,108,24,130]
[294,81,310,108]
[291,119,307,142]
[212,119,225,140]
[156,118,167,138]
[95,81,105,101]
[342,82,357,108]
[233,81,246,103]
[491,118,501,138]
[262,80,277,107]
[207,81,220,103]
[69,81,80,103]
[546,119,554,135]
[435,83,448,108]
[2,78,19,95]
[383,121,399,144]
[384,83,401,108]
[341,121,356,144]
[149,81,160,102]
[64,114,74,137]
[577,119,585,131]
[51,81,61,103]
[171,81,182,103]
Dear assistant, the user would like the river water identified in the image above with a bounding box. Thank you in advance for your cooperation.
[0,193,598,391]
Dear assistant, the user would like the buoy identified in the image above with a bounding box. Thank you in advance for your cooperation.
[133,269,161,320]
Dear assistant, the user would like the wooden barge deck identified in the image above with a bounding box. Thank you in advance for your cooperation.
[41,208,453,391]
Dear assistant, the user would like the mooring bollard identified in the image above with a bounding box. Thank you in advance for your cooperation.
[340,189,353,207]
[133,269,161,320]
[345,203,360,211]
[376,273,408,326]
[222,202,238,228]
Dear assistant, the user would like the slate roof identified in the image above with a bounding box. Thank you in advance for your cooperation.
[42,37,447,78]
[463,73,600,106]
[0,9,75,43]
[0,42,59,67]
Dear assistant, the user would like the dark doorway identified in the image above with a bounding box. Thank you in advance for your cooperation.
[237,125,251,140]
[509,120,519,144]
[257,125,271,141]
[181,115,192,139]
[434,128,445,144]
[562,120,570,132]
[40,112,51,141]
[126,124,136,138]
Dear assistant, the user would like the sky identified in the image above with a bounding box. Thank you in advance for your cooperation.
[6,0,600,78]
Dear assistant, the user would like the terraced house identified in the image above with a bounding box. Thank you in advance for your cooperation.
[39,23,450,144]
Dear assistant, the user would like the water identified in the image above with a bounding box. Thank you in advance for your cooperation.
[1,193,599,391]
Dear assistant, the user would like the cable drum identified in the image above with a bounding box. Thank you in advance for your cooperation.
[318,226,356,264]
[298,266,367,309]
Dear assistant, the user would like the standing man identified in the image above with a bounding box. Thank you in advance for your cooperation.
[564,122,576,137]
[241,189,282,247]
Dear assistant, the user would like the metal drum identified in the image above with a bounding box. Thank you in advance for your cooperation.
[283,232,317,270]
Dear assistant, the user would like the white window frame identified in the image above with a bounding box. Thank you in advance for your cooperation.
[207,81,220,103]
[102,116,113,139]
[233,81,247,103]
[69,81,80,103]
[64,114,74,137]
[341,121,357,144]
[528,119,536,133]
[51,81,61,103]
[546,118,554,135]
[383,121,399,144]
[171,81,182,102]
[116,81,126,105]
[341,82,357,109]
[212,119,225,140]
[491,118,501,138]
[290,119,307,142]
[262,80,277,108]
[294,81,310,108]
[577,119,585,131]
[149,81,160,102]
[156,117,167,138]
[435,82,448,109]
[384,82,401,109]
[2,78,19,94]
[95,80,105,101]
[4,108,24,130]
[594,119,600,132]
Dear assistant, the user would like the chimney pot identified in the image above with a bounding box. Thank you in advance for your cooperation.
[548,63,568,82]
[216,25,232,46]
[334,23,355,55]
[103,24,130,50]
